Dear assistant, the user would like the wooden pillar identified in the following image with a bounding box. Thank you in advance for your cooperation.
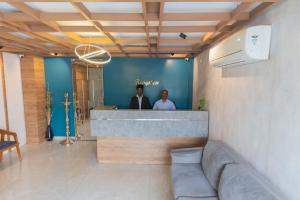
[20,56,46,144]
[0,53,9,130]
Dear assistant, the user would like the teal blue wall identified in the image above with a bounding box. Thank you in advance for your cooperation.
[44,58,75,137]
[103,58,193,109]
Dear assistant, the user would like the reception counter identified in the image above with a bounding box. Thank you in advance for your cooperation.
[90,109,208,164]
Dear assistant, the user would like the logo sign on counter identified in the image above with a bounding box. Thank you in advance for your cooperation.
[135,79,159,87]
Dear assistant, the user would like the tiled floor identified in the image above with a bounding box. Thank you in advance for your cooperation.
[0,141,173,200]
[77,119,96,141]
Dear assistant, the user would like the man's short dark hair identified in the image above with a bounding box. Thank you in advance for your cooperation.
[136,84,144,90]
[161,89,168,94]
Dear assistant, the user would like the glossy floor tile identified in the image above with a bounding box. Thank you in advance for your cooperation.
[77,119,96,141]
[0,141,173,200]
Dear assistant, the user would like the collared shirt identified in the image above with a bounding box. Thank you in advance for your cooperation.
[153,99,176,110]
[137,94,143,110]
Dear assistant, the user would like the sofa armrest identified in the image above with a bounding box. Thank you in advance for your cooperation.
[171,147,203,164]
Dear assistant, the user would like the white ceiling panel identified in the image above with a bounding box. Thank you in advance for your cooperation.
[0,3,18,12]
[149,21,160,26]
[160,43,193,47]
[247,2,262,12]
[57,21,94,26]
[101,43,116,47]
[10,32,33,39]
[162,21,219,26]
[164,2,239,13]
[110,33,146,38]
[83,2,142,13]
[160,32,205,38]
[76,32,104,38]
[149,32,158,37]
[100,21,145,26]
[48,32,68,38]
[121,43,147,46]
[26,2,78,13]
[44,42,57,47]
[122,44,147,47]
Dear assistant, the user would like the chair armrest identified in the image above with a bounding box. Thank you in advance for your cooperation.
[0,129,18,142]
[171,147,203,164]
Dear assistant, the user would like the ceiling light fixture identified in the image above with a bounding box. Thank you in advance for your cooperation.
[74,44,111,65]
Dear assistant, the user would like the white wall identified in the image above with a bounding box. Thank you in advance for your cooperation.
[193,54,209,109]
[195,1,300,199]
[2,53,26,145]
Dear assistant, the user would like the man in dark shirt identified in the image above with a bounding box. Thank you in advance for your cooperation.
[129,84,151,109]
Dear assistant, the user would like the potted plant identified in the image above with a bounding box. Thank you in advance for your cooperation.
[45,86,53,141]
[199,98,207,111]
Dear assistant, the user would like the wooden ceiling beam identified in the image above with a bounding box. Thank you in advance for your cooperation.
[0,0,277,57]
[193,2,256,51]
[18,25,217,33]
[157,1,164,51]
[163,12,249,21]
[8,2,76,48]
[116,38,147,44]
[1,12,250,22]
[196,2,276,54]
[0,33,49,54]
[160,38,201,44]
[70,2,127,56]
[142,1,151,56]
[9,3,59,31]
[160,26,216,33]
[0,20,73,52]
[0,0,279,2]
[0,38,34,51]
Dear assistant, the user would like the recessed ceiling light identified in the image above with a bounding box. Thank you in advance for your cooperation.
[50,52,60,56]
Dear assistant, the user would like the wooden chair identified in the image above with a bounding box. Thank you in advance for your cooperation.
[0,129,22,161]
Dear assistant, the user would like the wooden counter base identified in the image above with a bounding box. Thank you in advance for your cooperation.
[97,136,208,165]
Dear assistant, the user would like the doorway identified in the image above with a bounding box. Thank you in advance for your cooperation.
[72,60,104,141]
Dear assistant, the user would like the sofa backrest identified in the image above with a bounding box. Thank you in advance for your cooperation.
[201,140,242,190]
[218,163,283,200]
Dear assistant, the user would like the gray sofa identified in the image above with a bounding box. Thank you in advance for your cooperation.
[170,140,283,200]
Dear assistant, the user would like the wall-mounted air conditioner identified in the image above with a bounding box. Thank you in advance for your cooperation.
[209,25,272,68]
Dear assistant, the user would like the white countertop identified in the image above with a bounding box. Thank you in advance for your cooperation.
[90,109,208,138]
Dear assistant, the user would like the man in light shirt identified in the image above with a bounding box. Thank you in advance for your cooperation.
[153,89,176,110]
[129,84,151,110]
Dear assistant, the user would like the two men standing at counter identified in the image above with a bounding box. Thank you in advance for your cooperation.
[129,85,176,110]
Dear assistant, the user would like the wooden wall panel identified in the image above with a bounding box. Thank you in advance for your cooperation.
[34,57,46,143]
[21,56,46,144]
[97,136,208,164]
[73,64,89,119]
[0,53,9,129]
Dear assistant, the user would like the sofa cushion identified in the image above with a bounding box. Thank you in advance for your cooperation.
[219,164,282,200]
[201,141,237,190]
[172,164,216,199]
